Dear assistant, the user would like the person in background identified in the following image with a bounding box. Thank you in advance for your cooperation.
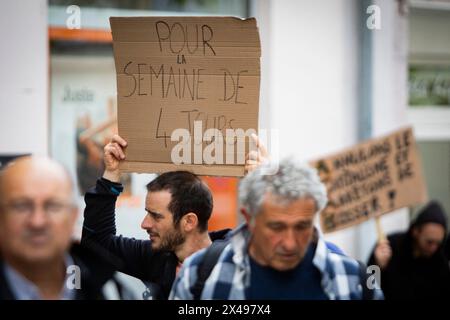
[368,200,450,299]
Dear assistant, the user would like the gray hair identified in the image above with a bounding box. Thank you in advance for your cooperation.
[239,158,328,218]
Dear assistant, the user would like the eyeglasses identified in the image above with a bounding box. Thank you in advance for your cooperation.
[0,199,74,217]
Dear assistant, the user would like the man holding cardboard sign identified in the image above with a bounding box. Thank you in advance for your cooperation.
[82,134,224,299]
[81,133,268,300]
[80,16,264,299]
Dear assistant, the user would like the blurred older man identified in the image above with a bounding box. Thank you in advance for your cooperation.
[0,156,128,300]
[170,159,383,300]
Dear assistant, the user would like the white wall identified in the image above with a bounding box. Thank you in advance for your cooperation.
[255,0,361,258]
[357,0,410,262]
[269,0,359,161]
[253,0,411,261]
[0,0,48,156]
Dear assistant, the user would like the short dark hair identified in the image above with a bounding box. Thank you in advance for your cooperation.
[146,171,213,232]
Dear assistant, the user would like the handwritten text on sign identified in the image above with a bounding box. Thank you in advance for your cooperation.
[311,127,428,233]
[110,17,261,176]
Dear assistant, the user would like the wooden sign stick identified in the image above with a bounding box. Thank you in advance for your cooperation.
[375,216,387,243]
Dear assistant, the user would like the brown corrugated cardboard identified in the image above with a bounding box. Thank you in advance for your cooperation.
[310,127,428,233]
[110,16,261,176]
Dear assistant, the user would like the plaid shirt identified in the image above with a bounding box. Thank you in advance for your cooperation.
[170,224,384,300]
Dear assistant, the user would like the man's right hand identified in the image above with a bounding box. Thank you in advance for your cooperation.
[102,134,127,183]
[374,239,392,270]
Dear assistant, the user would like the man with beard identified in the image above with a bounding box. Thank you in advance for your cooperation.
[82,134,248,299]
[368,200,450,299]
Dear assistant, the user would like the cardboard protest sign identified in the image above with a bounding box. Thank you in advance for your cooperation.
[110,17,261,176]
[311,127,428,233]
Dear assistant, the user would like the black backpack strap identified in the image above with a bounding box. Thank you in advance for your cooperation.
[191,240,229,300]
[357,260,373,300]
[141,281,164,300]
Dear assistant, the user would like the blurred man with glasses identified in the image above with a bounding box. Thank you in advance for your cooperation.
[0,156,130,300]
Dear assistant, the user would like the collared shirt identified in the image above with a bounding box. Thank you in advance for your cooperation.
[4,255,77,300]
[169,224,384,300]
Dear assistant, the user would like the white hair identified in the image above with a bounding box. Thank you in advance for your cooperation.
[239,158,328,218]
